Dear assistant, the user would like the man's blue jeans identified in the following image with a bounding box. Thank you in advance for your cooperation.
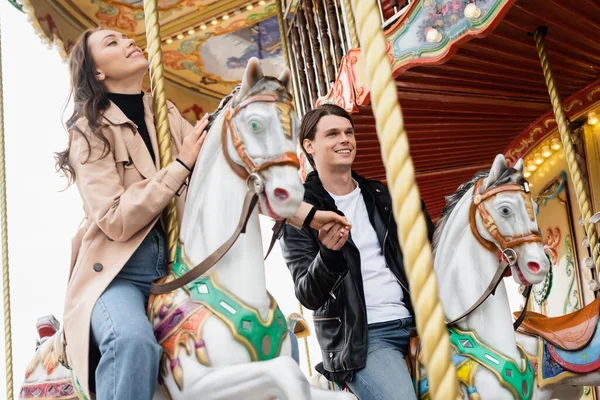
[90,228,167,400]
[346,317,417,400]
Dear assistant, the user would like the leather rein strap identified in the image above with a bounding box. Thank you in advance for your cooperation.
[448,178,539,329]
[151,92,300,294]
[151,190,259,294]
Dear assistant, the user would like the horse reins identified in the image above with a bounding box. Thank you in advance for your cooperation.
[447,178,541,329]
[151,91,299,294]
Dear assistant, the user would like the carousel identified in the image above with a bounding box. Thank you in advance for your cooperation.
[1,0,600,399]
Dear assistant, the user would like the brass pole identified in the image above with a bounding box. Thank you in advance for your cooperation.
[0,23,14,400]
[143,0,179,263]
[349,0,459,397]
[533,27,600,276]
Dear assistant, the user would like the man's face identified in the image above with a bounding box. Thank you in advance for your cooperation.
[304,115,356,171]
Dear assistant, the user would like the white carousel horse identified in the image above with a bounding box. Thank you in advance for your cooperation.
[19,59,355,400]
[412,154,551,399]
[148,57,354,400]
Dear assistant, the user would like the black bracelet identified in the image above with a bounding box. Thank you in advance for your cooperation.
[176,158,192,173]
[303,206,318,230]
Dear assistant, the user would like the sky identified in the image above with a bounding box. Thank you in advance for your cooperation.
[0,1,524,396]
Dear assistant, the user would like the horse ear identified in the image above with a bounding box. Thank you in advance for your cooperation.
[278,68,291,91]
[483,154,508,190]
[514,159,525,174]
[237,57,264,101]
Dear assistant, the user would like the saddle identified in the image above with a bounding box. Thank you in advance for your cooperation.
[513,298,600,351]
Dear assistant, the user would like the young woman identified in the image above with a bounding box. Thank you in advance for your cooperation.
[58,29,348,400]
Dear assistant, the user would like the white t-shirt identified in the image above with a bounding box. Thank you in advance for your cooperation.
[328,183,410,324]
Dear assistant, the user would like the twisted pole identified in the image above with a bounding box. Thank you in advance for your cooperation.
[533,27,600,275]
[342,0,359,48]
[143,0,179,263]
[349,0,458,398]
[0,24,14,400]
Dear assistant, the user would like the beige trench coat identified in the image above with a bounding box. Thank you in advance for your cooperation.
[63,95,194,398]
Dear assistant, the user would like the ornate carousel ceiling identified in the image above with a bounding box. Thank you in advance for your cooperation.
[345,0,600,219]
[17,0,286,99]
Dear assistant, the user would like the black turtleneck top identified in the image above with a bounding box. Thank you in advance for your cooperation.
[108,92,156,164]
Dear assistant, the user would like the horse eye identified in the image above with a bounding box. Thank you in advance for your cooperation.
[248,119,263,133]
[500,206,512,216]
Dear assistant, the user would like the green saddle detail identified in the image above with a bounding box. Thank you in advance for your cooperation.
[448,327,534,400]
[172,246,288,361]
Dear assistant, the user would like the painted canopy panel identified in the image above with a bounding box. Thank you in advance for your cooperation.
[18,0,284,98]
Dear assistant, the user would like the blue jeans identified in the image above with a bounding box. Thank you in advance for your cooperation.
[90,228,168,400]
[346,318,417,400]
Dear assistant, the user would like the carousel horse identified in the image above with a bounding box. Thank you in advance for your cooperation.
[19,58,355,400]
[412,154,551,400]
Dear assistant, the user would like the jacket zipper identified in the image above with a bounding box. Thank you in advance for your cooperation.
[329,274,345,299]
[382,210,411,295]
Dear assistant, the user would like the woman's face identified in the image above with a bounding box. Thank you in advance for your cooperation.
[88,29,148,86]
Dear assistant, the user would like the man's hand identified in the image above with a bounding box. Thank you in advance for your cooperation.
[318,222,350,251]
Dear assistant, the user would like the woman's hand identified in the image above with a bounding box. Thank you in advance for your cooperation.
[310,210,351,231]
[178,113,209,170]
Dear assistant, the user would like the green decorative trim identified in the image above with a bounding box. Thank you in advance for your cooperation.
[7,0,23,12]
[449,327,534,400]
[172,246,287,361]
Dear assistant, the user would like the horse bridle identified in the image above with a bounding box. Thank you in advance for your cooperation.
[221,93,300,180]
[448,177,542,329]
[151,90,299,295]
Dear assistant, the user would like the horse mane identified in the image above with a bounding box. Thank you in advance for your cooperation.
[205,85,240,133]
[432,170,489,253]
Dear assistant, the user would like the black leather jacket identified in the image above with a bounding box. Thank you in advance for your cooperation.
[280,171,435,382]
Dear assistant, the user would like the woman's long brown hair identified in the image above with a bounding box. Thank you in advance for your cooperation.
[55,28,111,184]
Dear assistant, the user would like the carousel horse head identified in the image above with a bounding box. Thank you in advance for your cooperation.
[471,154,549,286]
[218,57,304,219]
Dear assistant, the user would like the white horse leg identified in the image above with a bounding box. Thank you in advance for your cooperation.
[308,386,356,400]
[163,352,310,400]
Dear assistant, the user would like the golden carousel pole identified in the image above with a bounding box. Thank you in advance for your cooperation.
[143,0,179,263]
[533,27,600,275]
[349,0,459,398]
[276,0,313,377]
[0,24,15,400]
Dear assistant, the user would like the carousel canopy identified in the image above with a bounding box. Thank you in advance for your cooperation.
[9,0,600,219]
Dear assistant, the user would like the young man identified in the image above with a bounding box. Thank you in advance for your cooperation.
[280,104,435,400]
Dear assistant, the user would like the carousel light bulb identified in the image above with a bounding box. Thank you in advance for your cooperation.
[583,237,591,248]
[534,153,544,165]
[188,29,195,35]
[222,14,230,20]
[464,2,481,19]
[426,28,442,43]
[527,162,537,172]
[177,34,184,40]
[166,38,173,44]
[550,138,561,150]
[589,279,600,292]
[259,0,266,4]
[588,111,599,126]
[211,19,218,25]
[542,145,552,158]
[247,4,254,10]
[524,171,531,178]
[200,25,207,30]
[585,257,595,269]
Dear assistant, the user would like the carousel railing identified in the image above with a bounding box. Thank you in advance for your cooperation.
[281,0,355,114]
[280,0,411,115]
